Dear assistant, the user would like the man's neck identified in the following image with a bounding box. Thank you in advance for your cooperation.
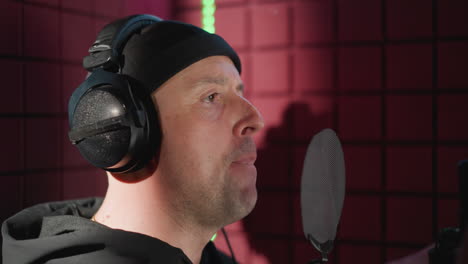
[93,173,216,264]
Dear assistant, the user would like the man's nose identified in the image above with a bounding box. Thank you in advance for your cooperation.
[233,97,265,137]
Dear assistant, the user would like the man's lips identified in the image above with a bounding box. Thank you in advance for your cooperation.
[231,154,257,165]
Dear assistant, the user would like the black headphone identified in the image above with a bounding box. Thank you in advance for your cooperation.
[68,14,162,174]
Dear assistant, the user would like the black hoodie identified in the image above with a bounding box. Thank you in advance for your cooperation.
[1,197,234,264]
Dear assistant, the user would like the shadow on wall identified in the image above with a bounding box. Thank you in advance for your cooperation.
[216,101,336,264]
[245,102,335,264]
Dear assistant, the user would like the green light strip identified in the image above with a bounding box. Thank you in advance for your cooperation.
[201,0,216,33]
[210,232,217,241]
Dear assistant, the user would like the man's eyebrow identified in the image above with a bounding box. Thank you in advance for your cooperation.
[194,77,245,94]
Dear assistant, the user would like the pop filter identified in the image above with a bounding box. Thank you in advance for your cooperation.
[301,128,346,262]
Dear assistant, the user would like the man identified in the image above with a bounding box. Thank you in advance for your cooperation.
[2,15,264,264]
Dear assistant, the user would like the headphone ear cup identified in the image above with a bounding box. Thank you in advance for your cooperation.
[118,76,161,173]
[72,86,132,169]
[69,15,163,173]
[69,71,160,173]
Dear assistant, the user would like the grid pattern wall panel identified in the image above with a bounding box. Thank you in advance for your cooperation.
[1,0,468,263]
[0,0,172,226]
[176,0,468,263]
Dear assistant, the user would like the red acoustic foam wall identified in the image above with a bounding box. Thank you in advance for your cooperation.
[177,0,468,263]
[338,95,382,141]
[438,94,468,140]
[0,61,23,113]
[61,13,95,62]
[252,50,290,96]
[438,42,468,89]
[2,0,468,263]
[343,145,382,191]
[386,197,433,244]
[23,5,60,59]
[386,95,433,140]
[215,6,248,49]
[294,48,334,94]
[24,62,61,113]
[61,0,92,12]
[386,0,433,40]
[338,0,382,42]
[293,1,334,44]
[386,44,433,90]
[339,196,382,241]
[438,146,468,193]
[25,118,61,170]
[386,146,433,192]
[338,46,383,92]
[251,3,290,48]
[438,0,468,37]
[0,119,24,172]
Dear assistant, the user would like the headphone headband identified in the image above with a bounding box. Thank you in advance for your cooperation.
[83,14,162,72]
[69,14,239,173]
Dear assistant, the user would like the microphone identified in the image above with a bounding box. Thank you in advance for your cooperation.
[301,128,346,263]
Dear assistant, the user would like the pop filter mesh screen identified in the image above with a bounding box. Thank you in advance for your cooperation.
[301,128,345,249]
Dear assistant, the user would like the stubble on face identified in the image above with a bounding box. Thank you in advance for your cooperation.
[152,56,260,230]
[158,132,258,229]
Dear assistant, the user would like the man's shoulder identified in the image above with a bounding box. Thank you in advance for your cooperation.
[1,198,189,264]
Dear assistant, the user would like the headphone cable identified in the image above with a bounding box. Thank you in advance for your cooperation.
[221,227,237,264]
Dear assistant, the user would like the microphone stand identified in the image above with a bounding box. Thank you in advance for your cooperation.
[307,235,332,264]
[308,254,328,264]
[309,260,325,264]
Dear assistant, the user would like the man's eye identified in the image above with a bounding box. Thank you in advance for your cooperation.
[204,93,218,103]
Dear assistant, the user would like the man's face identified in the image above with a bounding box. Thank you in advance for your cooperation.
[152,56,264,228]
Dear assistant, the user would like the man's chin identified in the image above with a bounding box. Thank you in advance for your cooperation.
[221,169,258,224]
[244,193,258,217]
[240,171,258,215]
[233,186,258,221]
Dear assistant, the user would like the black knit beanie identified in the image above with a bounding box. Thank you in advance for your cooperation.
[121,20,241,93]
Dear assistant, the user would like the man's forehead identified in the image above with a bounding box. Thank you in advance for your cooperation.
[156,56,243,94]
[196,76,229,86]
[185,57,243,87]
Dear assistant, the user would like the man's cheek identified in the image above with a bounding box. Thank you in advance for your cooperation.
[197,103,224,122]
